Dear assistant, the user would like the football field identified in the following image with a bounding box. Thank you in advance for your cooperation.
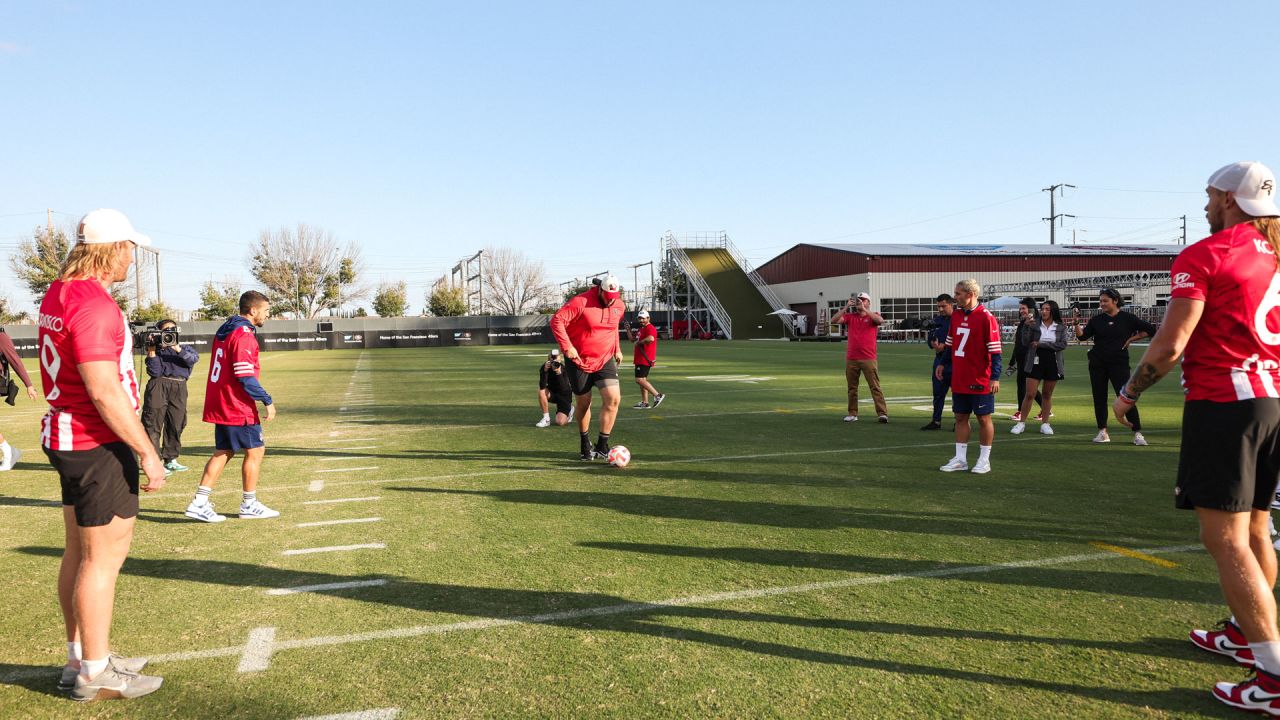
[0,341,1245,718]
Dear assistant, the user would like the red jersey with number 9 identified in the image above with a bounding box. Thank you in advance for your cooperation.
[203,320,262,425]
[1172,222,1280,402]
[945,303,1002,395]
[38,279,139,451]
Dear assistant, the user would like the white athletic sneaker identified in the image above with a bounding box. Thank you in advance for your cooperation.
[239,500,280,519]
[1040,423,1054,436]
[939,457,968,472]
[1270,515,1277,537]
[1271,492,1280,511]
[1010,422,1026,435]
[0,447,21,471]
[535,416,551,428]
[184,501,226,523]
[1133,432,1148,446]
[1092,429,1111,444]
[843,415,858,422]
[971,460,992,474]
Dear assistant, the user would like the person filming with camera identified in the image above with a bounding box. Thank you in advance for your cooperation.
[140,319,198,475]
[536,348,575,427]
[837,292,888,423]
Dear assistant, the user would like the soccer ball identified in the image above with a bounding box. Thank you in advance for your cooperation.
[607,445,631,468]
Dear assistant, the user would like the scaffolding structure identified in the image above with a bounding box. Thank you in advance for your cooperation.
[450,250,485,315]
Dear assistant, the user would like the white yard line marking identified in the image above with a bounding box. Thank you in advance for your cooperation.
[316,466,379,473]
[297,708,399,720]
[303,496,381,505]
[281,543,386,556]
[296,517,382,528]
[323,438,377,443]
[319,456,364,462]
[307,480,325,492]
[236,627,276,673]
[266,579,388,596]
[115,543,1201,674]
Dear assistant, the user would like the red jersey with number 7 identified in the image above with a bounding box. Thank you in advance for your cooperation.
[945,304,1002,395]
[203,317,262,425]
[38,279,139,451]
[1172,222,1280,402]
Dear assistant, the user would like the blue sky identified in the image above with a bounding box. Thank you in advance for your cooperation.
[1,1,1276,314]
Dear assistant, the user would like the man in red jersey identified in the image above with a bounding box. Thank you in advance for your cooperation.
[184,291,278,523]
[626,310,665,409]
[40,209,165,701]
[1113,161,1280,714]
[552,276,626,460]
[836,292,888,423]
[936,278,1002,474]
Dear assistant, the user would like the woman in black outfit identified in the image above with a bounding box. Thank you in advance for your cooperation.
[1008,298,1042,422]
[1072,288,1156,445]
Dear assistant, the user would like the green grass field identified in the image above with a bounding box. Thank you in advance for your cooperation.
[0,340,1250,718]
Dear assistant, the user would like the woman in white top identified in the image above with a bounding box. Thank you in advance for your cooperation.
[1012,300,1069,436]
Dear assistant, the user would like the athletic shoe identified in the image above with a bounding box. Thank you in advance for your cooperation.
[939,457,968,472]
[0,447,21,470]
[70,663,163,702]
[1190,619,1255,667]
[184,501,226,523]
[579,450,595,461]
[843,415,858,423]
[1040,423,1054,436]
[1271,492,1280,511]
[1133,432,1148,446]
[632,402,649,409]
[163,459,188,472]
[1092,429,1111,444]
[239,500,280,520]
[920,421,942,431]
[59,655,148,692]
[1034,412,1055,420]
[1213,666,1280,715]
[535,416,551,428]
[971,460,992,474]
[592,442,610,461]
[1271,515,1277,538]
[877,415,889,424]
[1010,411,1023,423]
[652,393,666,408]
[1010,422,1026,435]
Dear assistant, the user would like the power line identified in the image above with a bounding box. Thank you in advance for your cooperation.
[811,191,1041,243]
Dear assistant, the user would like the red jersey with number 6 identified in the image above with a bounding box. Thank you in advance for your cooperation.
[203,319,262,425]
[38,279,139,451]
[946,304,1002,395]
[1172,222,1280,402]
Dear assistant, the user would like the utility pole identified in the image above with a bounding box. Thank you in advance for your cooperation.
[1043,183,1076,245]
[1180,215,1187,245]
[47,208,54,239]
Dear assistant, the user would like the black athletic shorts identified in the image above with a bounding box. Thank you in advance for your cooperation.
[1028,348,1062,381]
[550,391,574,416]
[634,364,652,379]
[565,358,620,396]
[1176,398,1280,512]
[45,442,140,528]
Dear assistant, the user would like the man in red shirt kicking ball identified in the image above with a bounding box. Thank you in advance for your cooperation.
[552,276,626,461]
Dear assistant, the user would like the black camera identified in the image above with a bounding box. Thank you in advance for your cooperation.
[132,323,180,350]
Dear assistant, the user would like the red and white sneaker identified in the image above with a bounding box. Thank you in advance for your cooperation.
[1213,666,1280,716]
[1191,619,1256,667]
[1010,412,1023,422]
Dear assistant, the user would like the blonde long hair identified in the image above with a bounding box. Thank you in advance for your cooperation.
[59,241,128,281]
[1254,217,1280,266]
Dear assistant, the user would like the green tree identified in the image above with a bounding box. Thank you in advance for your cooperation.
[9,225,71,304]
[428,279,467,317]
[249,223,367,318]
[354,307,368,318]
[198,281,241,320]
[561,279,593,304]
[0,296,30,324]
[653,258,689,309]
[131,301,173,324]
[372,281,409,317]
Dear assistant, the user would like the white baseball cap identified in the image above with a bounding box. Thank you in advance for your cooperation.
[1208,161,1279,218]
[76,209,152,246]
[857,292,871,301]
[549,348,560,358]
[637,310,650,318]
[599,275,622,300]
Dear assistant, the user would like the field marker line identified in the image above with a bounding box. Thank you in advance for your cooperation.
[323,438,377,443]
[236,627,276,673]
[1089,542,1180,569]
[303,496,381,505]
[319,456,364,462]
[296,517,382,528]
[266,579,388,596]
[116,543,1201,674]
[307,480,325,492]
[317,466,379,473]
[297,709,399,720]
[282,543,385,556]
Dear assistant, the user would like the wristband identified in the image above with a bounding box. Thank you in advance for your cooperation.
[1117,387,1138,405]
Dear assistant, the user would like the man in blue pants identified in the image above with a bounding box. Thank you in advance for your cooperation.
[921,293,954,430]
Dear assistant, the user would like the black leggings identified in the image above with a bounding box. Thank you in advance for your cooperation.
[1090,360,1140,431]
[1015,368,1042,412]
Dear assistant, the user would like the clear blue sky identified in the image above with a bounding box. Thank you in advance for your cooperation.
[1,1,1276,314]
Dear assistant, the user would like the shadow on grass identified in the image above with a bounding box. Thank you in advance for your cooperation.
[6,546,1229,715]
[0,663,65,697]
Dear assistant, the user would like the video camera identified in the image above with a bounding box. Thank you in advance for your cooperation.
[131,322,180,350]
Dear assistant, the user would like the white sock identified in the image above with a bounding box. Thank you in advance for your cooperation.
[954,443,967,462]
[67,641,81,664]
[1252,641,1280,673]
[978,445,992,463]
[193,486,212,506]
[80,656,108,680]
[242,491,256,505]
[542,413,550,420]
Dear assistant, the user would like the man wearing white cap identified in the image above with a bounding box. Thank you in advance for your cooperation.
[626,310,665,409]
[1111,162,1280,713]
[835,291,888,423]
[551,276,626,460]
[39,209,166,700]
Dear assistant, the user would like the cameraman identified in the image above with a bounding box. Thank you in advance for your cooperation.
[141,319,199,474]
[536,348,575,427]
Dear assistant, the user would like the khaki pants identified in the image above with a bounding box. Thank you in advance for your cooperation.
[845,359,888,417]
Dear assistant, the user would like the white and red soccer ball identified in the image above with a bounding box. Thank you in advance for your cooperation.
[607,445,630,468]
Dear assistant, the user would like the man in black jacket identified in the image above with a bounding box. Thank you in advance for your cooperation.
[536,348,575,427]
[141,319,199,474]
[921,294,954,430]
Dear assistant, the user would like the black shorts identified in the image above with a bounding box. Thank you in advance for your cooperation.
[45,442,139,528]
[550,391,574,416]
[214,424,265,452]
[565,358,620,396]
[1176,398,1280,512]
[634,364,652,379]
[1028,348,1063,381]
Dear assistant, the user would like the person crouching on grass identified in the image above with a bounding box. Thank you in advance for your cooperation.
[536,348,575,427]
